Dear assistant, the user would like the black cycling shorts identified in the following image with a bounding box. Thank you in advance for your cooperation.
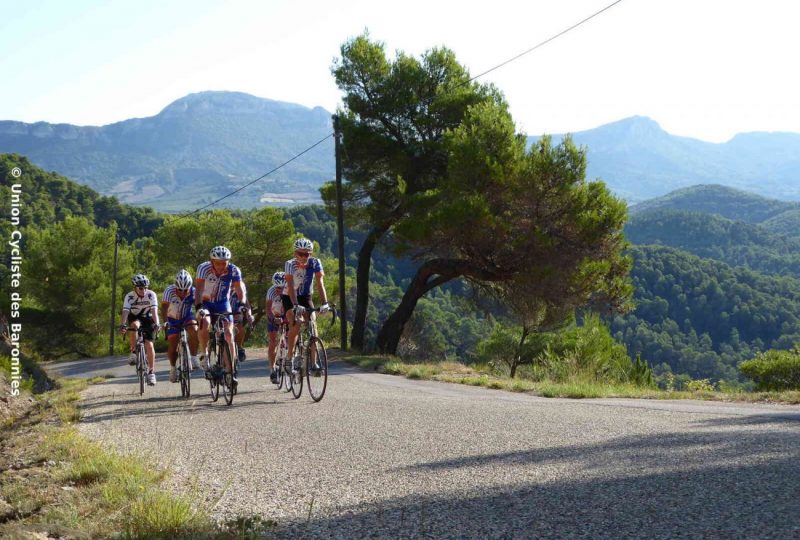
[281,294,313,314]
[127,313,155,342]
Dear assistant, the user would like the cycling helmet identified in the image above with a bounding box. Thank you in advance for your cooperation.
[132,273,150,288]
[272,271,286,287]
[175,269,193,290]
[293,238,313,252]
[210,245,232,260]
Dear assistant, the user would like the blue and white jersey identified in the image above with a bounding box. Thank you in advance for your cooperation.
[266,285,284,316]
[284,257,323,297]
[162,285,195,320]
[196,261,242,304]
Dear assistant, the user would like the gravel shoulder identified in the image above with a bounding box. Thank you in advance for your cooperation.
[47,350,800,539]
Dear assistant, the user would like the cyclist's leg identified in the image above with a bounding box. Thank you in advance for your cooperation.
[186,319,200,367]
[140,317,156,372]
[234,317,246,361]
[197,311,211,365]
[128,317,141,352]
[166,320,180,366]
[267,329,278,369]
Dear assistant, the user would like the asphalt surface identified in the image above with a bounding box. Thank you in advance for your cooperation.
[47,350,800,539]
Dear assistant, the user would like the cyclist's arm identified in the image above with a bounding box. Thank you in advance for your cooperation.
[120,293,132,326]
[315,273,328,305]
[286,274,298,306]
[149,293,160,327]
[194,278,205,308]
[234,280,247,307]
[160,301,169,326]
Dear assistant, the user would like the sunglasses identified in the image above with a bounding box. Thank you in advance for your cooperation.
[294,251,310,258]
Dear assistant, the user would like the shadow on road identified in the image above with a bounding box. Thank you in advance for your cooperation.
[275,429,800,539]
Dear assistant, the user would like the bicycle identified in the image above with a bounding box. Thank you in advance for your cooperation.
[272,317,292,393]
[169,320,197,399]
[204,311,237,405]
[290,305,336,402]
[124,324,157,396]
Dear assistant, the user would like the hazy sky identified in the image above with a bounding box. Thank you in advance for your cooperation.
[2,0,799,143]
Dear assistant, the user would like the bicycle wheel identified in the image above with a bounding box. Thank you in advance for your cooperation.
[208,339,219,401]
[290,347,303,399]
[180,340,191,398]
[221,342,235,405]
[306,337,328,402]
[275,357,284,389]
[137,344,145,396]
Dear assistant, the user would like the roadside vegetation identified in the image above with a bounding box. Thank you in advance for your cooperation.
[0,367,275,539]
[344,342,800,404]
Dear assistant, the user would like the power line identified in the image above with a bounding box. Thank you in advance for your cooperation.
[175,132,333,220]
[469,0,624,83]
[178,0,623,218]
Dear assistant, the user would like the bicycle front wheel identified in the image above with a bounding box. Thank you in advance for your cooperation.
[180,340,191,398]
[290,355,303,399]
[221,342,235,405]
[137,345,146,396]
[306,337,328,402]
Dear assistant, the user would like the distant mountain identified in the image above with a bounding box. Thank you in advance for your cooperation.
[4,96,800,210]
[533,116,800,202]
[0,91,334,211]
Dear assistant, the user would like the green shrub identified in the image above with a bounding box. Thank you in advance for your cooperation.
[740,349,800,391]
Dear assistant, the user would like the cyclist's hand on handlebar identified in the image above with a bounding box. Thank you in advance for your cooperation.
[320,303,330,313]
[294,305,306,315]
[119,324,128,335]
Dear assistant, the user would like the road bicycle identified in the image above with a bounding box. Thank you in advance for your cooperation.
[272,317,297,394]
[204,311,238,405]
[125,324,157,396]
[289,305,335,402]
[169,320,197,398]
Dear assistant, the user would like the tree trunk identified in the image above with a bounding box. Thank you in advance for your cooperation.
[376,259,502,354]
[351,223,391,351]
[510,326,530,379]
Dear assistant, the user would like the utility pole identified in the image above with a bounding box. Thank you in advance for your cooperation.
[333,115,347,350]
[109,231,120,356]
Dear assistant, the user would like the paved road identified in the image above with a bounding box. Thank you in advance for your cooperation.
[48,351,800,539]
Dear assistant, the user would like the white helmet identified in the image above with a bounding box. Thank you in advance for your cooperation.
[293,238,313,252]
[132,273,150,288]
[272,271,286,287]
[175,269,193,290]
[210,245,231,260]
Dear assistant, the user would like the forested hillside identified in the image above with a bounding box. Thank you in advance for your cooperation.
[610,245,800,381]
[625,209,800,277]
[629,184,800,227]
[0,154,162,241]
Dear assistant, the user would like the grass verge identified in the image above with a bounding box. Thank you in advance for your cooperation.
[0,376,275,539]
[345,354,800,403]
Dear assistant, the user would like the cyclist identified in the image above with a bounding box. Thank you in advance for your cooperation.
[283,238,330,370]
[195,246,246,384]
[265,271,286,383]
[119,273,160,385]
[161,269,200,383]
[231,287,254,363]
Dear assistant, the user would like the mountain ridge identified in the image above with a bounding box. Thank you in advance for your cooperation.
[2,91,800,209]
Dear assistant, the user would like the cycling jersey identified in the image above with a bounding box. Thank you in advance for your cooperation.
[123,289,158,318]
[284,257,323,297]
[196,261,242,316]
[162,285,195,320]
[266,285,285,317]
